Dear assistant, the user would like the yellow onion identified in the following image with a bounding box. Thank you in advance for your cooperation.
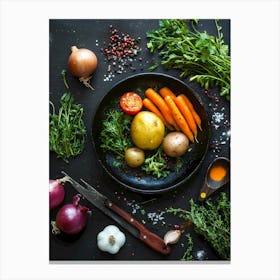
[68,46,98,89]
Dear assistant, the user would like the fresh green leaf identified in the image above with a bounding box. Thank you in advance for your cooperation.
[141,148,170,178]
[191,19,199,25]
[49,92,86,163]
[146,19,230,100]
[148,61,160,71]
[181,233,193,261]
[100,110,132,164]
[167,192,230,260]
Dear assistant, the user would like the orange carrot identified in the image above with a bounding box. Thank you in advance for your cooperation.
[179,94,202,130]
[164,95,194,143]
[143,98,174,131]
[175,95,197,138]
[159,86,177,99]
[145,88,179,130]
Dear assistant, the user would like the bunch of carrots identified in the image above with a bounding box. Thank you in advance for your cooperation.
[143,87,202,143]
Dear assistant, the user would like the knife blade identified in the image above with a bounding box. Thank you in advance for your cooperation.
[61,171,171,255]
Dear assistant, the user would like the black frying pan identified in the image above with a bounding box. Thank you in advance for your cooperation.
[92,73,211,194]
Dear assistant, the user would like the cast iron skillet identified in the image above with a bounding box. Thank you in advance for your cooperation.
[92,73,211,194]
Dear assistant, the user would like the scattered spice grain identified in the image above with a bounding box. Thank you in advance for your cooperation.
[100,25,144,81]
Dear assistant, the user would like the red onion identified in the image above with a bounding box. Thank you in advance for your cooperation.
[49,177,67,210]
[52,194,91,235]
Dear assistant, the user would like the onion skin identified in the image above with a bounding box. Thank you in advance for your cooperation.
[163,230,181,245]
[55,194,91,235]
[68,46,98,78]
[49,179,65,210]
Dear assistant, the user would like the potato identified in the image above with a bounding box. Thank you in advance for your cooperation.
[125,147,145,167]
[131,111,165,150]
[162,132,189,157]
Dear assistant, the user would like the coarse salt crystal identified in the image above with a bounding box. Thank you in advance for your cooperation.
[212,112,225,123]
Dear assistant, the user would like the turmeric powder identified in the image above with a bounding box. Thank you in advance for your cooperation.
[209,165,227,181]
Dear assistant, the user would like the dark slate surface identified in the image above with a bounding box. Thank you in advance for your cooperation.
[49,19,230,261]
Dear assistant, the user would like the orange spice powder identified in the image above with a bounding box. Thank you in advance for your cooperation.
[209,165,227,181]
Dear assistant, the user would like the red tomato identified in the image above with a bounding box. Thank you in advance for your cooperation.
[120,92,143,115]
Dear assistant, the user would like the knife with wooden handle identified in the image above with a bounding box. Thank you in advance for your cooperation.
[61,171,171,255]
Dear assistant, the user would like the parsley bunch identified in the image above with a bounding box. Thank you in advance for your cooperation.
[147,19,230,100]
[141,148,170,178]
[167,192,230,260]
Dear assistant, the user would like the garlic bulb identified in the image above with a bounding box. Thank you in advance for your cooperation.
[97,225,126,254]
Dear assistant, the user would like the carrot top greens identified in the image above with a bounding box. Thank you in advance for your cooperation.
[146,19,230,100]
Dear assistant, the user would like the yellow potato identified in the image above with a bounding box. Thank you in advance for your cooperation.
[131,111,165,150]
[125,147,145,167]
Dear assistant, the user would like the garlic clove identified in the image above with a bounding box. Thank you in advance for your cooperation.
[164,230,181,245]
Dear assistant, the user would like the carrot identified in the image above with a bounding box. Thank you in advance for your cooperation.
[159,86,177,99]
[178,94,202,130]
[145,88,179,130]
[143,98,174,131]
[175,95,197,138]
[164,95,194,143]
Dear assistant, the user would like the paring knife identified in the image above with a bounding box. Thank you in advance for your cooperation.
[61,171,171,255]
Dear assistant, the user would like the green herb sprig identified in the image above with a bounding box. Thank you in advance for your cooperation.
[100,110,132,166]
[49,89,86,163]
[167,192,230,260]
[141,148,170,178]
[181,233,193,261]
[146,19,230,100]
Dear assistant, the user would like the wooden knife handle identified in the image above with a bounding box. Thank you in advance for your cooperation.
[105,199,171,255]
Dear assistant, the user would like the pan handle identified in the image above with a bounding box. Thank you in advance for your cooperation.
[105,199,171,255]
